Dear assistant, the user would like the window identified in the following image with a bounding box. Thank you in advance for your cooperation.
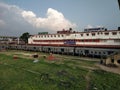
[97,32,100,35]
[86,33,89,36]
[85,40,88,42]
[103,52,106,54]
[54,35,56,37]
[117,60,120,64]
[81,34,83,36]
[92,33,95,36]
[114,40,120,42]
[112,32,117,35]
[104,32,109,35]
[111,58,114,63]
[61,34,64,37]
[81,40,84,42]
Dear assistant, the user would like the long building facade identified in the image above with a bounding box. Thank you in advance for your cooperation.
[1,28,120,59]
[28,28,120,49]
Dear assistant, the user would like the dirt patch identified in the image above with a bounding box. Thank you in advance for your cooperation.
[96,64,120,75]
[85,70,92,90]
[57,70,68,76]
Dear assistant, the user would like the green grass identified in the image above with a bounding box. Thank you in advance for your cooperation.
[0,50,120,90]
[90,70,120,90]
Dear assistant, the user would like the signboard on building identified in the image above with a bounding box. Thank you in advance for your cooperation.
[64,40,76,45]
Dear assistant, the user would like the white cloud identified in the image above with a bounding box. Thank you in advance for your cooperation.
[0,2,31,36]
[0,19,5,27]
[96,25,104,28]
[85,25,104,29]
[22,11,36,18]
[85,25,93,29]
[0,2,76,36]
[21,8,76,31]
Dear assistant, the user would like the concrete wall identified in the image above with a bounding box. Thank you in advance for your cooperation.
[104,53,120,66]
[114,53,120,66]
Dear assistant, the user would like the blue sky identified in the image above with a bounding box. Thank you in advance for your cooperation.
[0,0,120,36]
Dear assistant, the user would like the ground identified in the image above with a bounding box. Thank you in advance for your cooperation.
[0,50,120,90]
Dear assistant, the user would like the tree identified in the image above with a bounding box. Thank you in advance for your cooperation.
[118,0,120,9]
[20,32,30,44]
[118,27,120,30]
[69,28,72,31]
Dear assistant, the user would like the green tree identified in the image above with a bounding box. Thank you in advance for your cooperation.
[118,0,120,9]
[20,32,30,43]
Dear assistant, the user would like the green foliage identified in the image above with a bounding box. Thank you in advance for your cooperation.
[20,32,30,43]
[118,0,120,9]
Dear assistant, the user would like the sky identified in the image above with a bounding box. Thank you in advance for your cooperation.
[0,0,120,36]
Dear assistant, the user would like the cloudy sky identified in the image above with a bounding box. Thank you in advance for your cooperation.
[0,0,120,36]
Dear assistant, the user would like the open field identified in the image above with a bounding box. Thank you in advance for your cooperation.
[0,50,120,90]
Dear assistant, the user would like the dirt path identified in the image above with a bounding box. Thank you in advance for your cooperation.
[96,64,120,75]
[55,54,99,61]
[85,70,92,90]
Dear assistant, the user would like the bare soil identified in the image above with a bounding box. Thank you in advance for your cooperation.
[96,64,120,75]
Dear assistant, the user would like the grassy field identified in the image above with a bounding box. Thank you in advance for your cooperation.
[0,50,120,90]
